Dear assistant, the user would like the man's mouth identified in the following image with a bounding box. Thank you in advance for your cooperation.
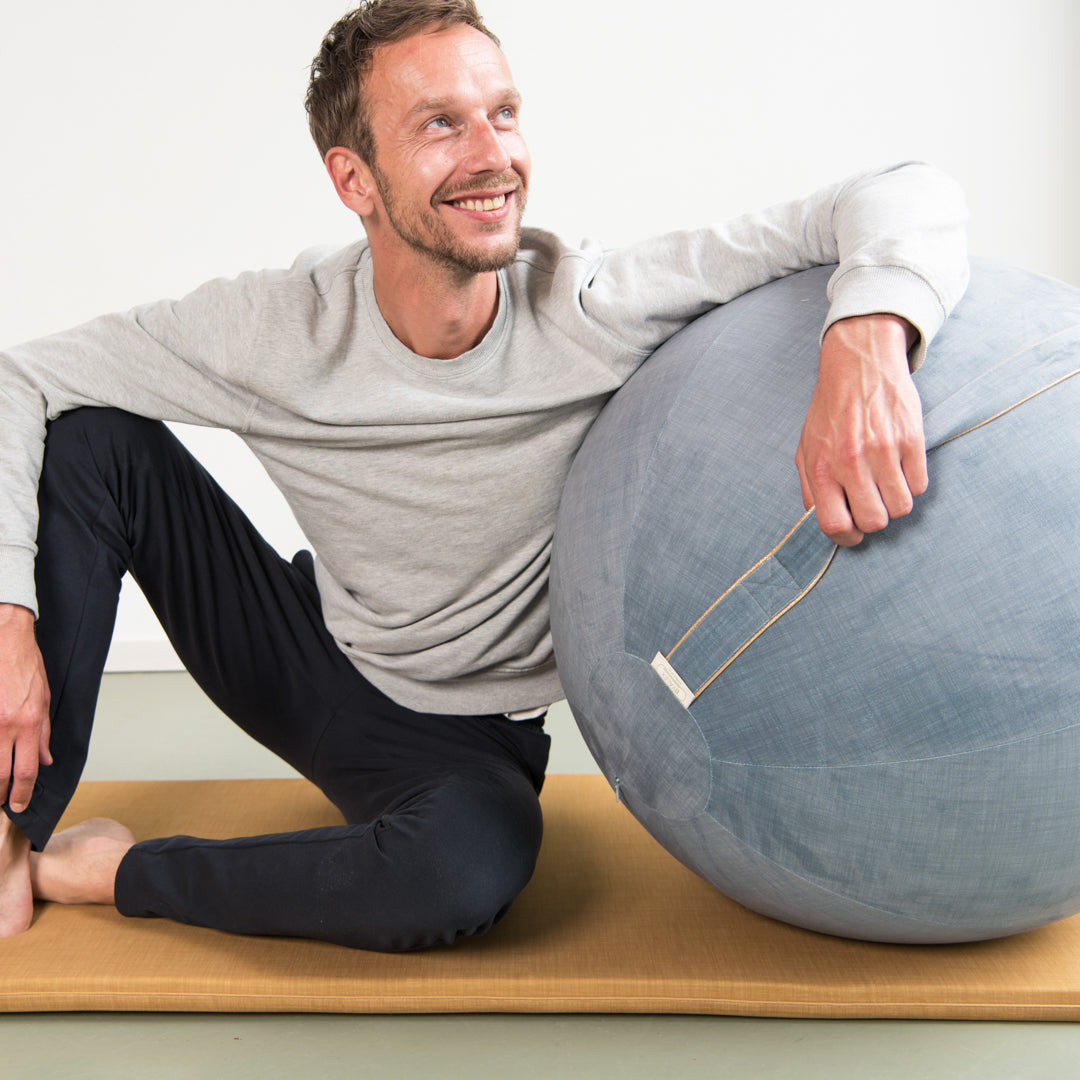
[448,193,508,212]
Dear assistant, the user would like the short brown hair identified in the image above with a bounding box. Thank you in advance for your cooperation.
[305,0,500,164]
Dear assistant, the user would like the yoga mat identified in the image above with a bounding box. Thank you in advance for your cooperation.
[2,775,1078,1018]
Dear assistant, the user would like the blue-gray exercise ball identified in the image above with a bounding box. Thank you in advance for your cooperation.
[550,260,1080,943]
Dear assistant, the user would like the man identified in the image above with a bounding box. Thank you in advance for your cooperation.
[0,0,968,949]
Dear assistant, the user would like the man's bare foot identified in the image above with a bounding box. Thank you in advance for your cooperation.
[0,813,34,936]
[29,818,135,907]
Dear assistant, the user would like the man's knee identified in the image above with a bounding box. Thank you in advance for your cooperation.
[357,774,544,952]
[39,408,198,539]
[35,408,187,614]
[42,408,168,475]
[429,776,543,928]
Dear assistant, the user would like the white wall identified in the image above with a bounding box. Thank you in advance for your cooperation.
[1,0,1077,667]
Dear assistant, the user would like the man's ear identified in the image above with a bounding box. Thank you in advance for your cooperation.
[325,147,378,217]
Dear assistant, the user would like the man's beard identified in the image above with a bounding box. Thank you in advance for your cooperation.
[371,164,526,275]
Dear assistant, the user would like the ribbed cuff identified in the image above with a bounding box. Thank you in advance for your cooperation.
[823,264,950,371]
[0,544,39,617]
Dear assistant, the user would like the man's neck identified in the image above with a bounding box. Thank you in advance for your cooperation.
[371,257,500,361]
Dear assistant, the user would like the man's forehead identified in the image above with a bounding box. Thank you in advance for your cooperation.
[369,24,516,110]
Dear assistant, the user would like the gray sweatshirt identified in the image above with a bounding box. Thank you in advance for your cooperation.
[0,163,968,714]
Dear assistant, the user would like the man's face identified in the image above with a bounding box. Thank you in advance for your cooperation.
[362,24,530,275]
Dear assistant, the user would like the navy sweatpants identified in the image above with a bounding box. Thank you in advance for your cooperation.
[5,408,550,951]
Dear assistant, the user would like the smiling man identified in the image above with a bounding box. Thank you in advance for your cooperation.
[0,0,968,949]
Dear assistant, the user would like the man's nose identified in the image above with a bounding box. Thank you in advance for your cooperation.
[463,120,511,174]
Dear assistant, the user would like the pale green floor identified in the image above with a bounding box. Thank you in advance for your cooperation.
[3,672,1080,1079]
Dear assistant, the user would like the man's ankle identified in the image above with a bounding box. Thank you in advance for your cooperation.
[0,812,34,936]
[0,811,30,848]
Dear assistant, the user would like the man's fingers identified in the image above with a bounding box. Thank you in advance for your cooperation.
[7,738,39,814]
[798,441,881,545]
[902,445,930,501]
[812,478,864,548]
[862,449,915,523]
[800,430,927,543]
[861,439,927,526]
[38,714,53,768]
[0,738,11,810]
[795,446,815,511]
[878,416,928,517]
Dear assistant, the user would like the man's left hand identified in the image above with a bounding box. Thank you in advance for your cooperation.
[795,313,927,547]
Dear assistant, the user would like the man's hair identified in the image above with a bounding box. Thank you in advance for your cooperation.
[305,0,500,164]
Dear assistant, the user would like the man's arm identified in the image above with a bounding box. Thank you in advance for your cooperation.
[0,268,265,812]
[575,161,969,543]
[792,166,969,544]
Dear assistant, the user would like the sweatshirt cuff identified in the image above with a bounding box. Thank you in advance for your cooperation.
[823,264,951,371]
[0,545,40,618]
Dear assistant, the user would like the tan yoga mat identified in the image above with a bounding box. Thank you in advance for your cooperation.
[2,774,1079,1018]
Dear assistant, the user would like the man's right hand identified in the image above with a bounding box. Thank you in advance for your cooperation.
[0,604,52,814]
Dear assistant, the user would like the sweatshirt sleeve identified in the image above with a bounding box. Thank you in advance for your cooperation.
[576,161,969,369]
[0,270,265,614]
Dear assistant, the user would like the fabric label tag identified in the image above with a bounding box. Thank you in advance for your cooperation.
[650,652,695,708]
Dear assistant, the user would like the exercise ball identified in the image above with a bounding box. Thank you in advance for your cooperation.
[550,259,1080,943]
